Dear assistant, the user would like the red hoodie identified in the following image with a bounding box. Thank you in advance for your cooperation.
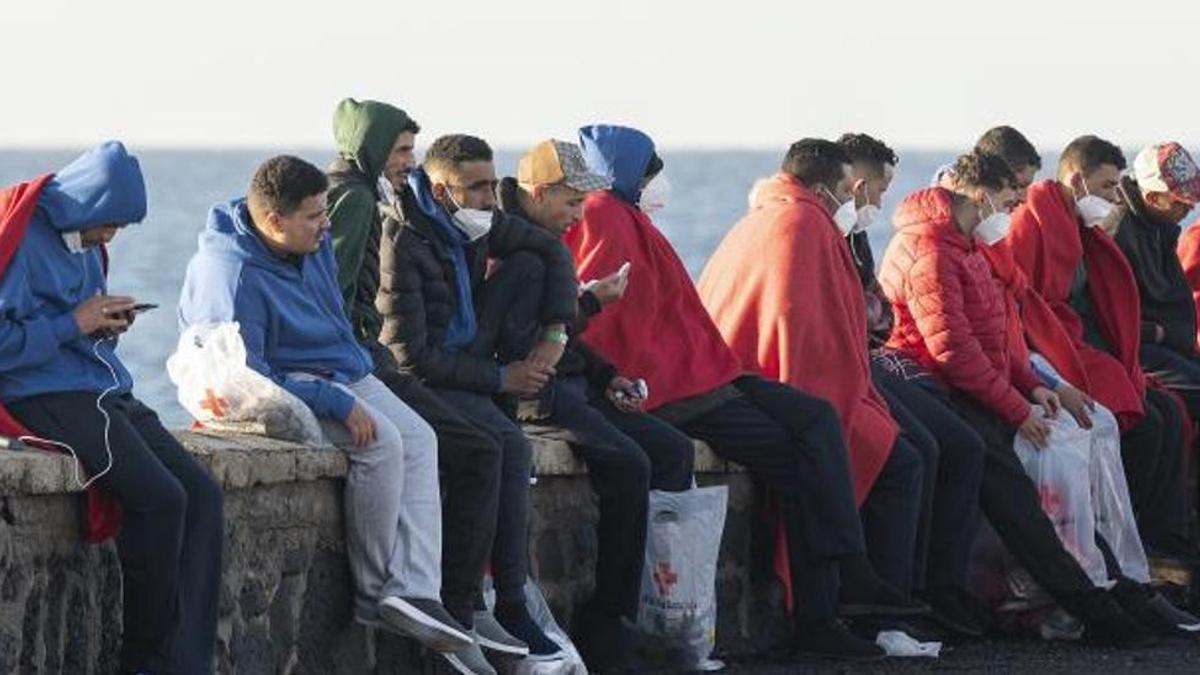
[563,190,743,410]
[879,188,1041,426]
[698,174,895,504]
[1001,180,1146,429]
[0,176,122,543]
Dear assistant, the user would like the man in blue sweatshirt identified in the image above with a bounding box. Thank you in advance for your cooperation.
[0,142,224,674]
[177,155,471,657]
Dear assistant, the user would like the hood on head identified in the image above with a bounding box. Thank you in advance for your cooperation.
[38,141,146,232]
[333,98,415,181]
[578,125,655,204]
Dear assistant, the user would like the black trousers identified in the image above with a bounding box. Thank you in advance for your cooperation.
[373,368,502,623]
[1141,343,1200,419]
[859,434,924,595]
[918,387,1097,606]
[674,376,867,621]
[873,366,985,591]
[9,392,224,675]
[522,376,694,620]
[1119,386,1189,546]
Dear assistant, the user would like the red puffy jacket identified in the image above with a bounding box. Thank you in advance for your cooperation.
[879,187,1041,426]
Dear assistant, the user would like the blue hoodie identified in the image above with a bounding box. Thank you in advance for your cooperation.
[0,141,147,403]
[578,125,656,205]
[406,167,478,350]
[177,199,371,421]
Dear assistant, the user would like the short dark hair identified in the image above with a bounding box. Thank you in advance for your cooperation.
[424,134,493,178]
[974,126,1041,171]
[837,133,898,177]
[1057,135,1126,180]
[249,155,328,216]
[644,152,664,180]
[952,152,1016,192]
[781,138,851,188]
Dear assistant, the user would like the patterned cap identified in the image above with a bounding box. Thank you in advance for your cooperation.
[518,139,612,192]
[1133,142,1200,206]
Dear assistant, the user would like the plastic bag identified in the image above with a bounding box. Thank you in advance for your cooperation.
[636,486,728,671]
[166,322,324,445]
[483,576,586,675]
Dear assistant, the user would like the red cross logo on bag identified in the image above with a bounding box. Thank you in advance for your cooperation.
[653,562,679,597]
[200,389,229,419]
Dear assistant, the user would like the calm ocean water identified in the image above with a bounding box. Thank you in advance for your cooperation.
[0,147,967,426]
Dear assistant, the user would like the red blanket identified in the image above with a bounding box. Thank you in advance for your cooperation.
[1002,180,1146,430]
[0,176,122,543]
[698,174,895,504]
[563,191,743,410]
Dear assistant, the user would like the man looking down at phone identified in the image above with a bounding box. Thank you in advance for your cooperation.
[495,139,696,671]
[0,141,225,674]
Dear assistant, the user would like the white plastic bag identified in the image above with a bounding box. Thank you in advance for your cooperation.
[1086,406,1152,583]
[166,322,324,445]
[483,576,586,675]
[636,486,728,671]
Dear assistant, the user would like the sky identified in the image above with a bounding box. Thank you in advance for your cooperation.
[3,0,1199,151]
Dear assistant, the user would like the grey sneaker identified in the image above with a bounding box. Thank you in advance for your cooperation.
[473,610,530,656]
[378,596,473,652]
[1147,592,1200,632]
[443,633,499,675]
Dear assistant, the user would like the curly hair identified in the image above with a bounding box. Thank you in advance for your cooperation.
[837,133,898,175]
[248,155,328,216]
[974,126,1041,171]
[951,152,1016,192]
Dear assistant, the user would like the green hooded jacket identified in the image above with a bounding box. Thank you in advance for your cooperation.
[327,98,416,349]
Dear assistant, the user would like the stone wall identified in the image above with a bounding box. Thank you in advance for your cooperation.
[0,431,783,673]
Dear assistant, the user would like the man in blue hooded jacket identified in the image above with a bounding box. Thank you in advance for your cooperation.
[177,155,473,659]
[0,142,224,674]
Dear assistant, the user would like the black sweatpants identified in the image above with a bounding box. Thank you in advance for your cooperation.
[1119,386,1189,546]
[522,375,694,620]
[918,386,1097,608]
[9,392,224,675]
[873,366,985,591]
[673,376,869,621]
[373,367,502,624]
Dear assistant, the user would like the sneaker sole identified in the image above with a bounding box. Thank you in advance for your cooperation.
[476,634,531,657]
[378,598,473,652]
[443,652,495,675]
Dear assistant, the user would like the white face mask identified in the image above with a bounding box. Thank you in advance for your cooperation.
[821,185,859,235]
[638,173,671,213]
[61,231,86,254]
[974,193,1011,245]
[444,189,494,242]
[1075,182,1115,228]
[854,204,880,234]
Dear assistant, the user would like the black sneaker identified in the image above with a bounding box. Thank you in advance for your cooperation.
[793,619,886,661]
[920,586,988,638]
[1112,582,1200,639]
[378,596,474,653]
[840,583,931,618]
[1072,591,1159,648]
[572,602,635,672]
[494,601,565,661]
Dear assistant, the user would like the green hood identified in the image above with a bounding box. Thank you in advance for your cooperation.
[332,98,416,181]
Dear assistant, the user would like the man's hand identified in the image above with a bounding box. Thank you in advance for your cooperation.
[589,263,631,306]
[1057,384,1095,429]
[501,360,554,396]
[74,294,134,336]
[606,376,644,413]
[1030,386,1060,419]
[1018,412,1052,449]
[527,330,567,371]
[342,401,377,448]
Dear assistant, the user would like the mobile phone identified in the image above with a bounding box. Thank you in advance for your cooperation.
[131,303,159,313]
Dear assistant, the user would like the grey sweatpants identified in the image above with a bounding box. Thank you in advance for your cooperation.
[317,374,442,620]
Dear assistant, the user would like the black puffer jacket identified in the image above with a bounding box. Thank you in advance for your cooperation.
[376,185,579,392]
[1113,176,1197,356]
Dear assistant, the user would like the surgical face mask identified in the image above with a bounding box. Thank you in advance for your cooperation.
[854,204,880,234]
[444,188,494,242]
[638,173,671,213]
[821,185,859,235]
[974,193,1011,245]
[61,231,86,254]
[1075,182,1115,228]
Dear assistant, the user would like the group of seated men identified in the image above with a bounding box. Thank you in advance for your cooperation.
[4,104,1200,674]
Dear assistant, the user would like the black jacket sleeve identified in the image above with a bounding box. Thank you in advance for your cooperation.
[488,213,579,326]
[377,218,503,393]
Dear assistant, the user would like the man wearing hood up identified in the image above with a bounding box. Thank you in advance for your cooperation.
[374,134,581,660]
[325,99,514,671]
[178,156,475,660]
[1,142,223,674]
[565,124,924,662]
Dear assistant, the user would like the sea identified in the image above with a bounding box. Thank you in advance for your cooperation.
[0,147,994,426]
